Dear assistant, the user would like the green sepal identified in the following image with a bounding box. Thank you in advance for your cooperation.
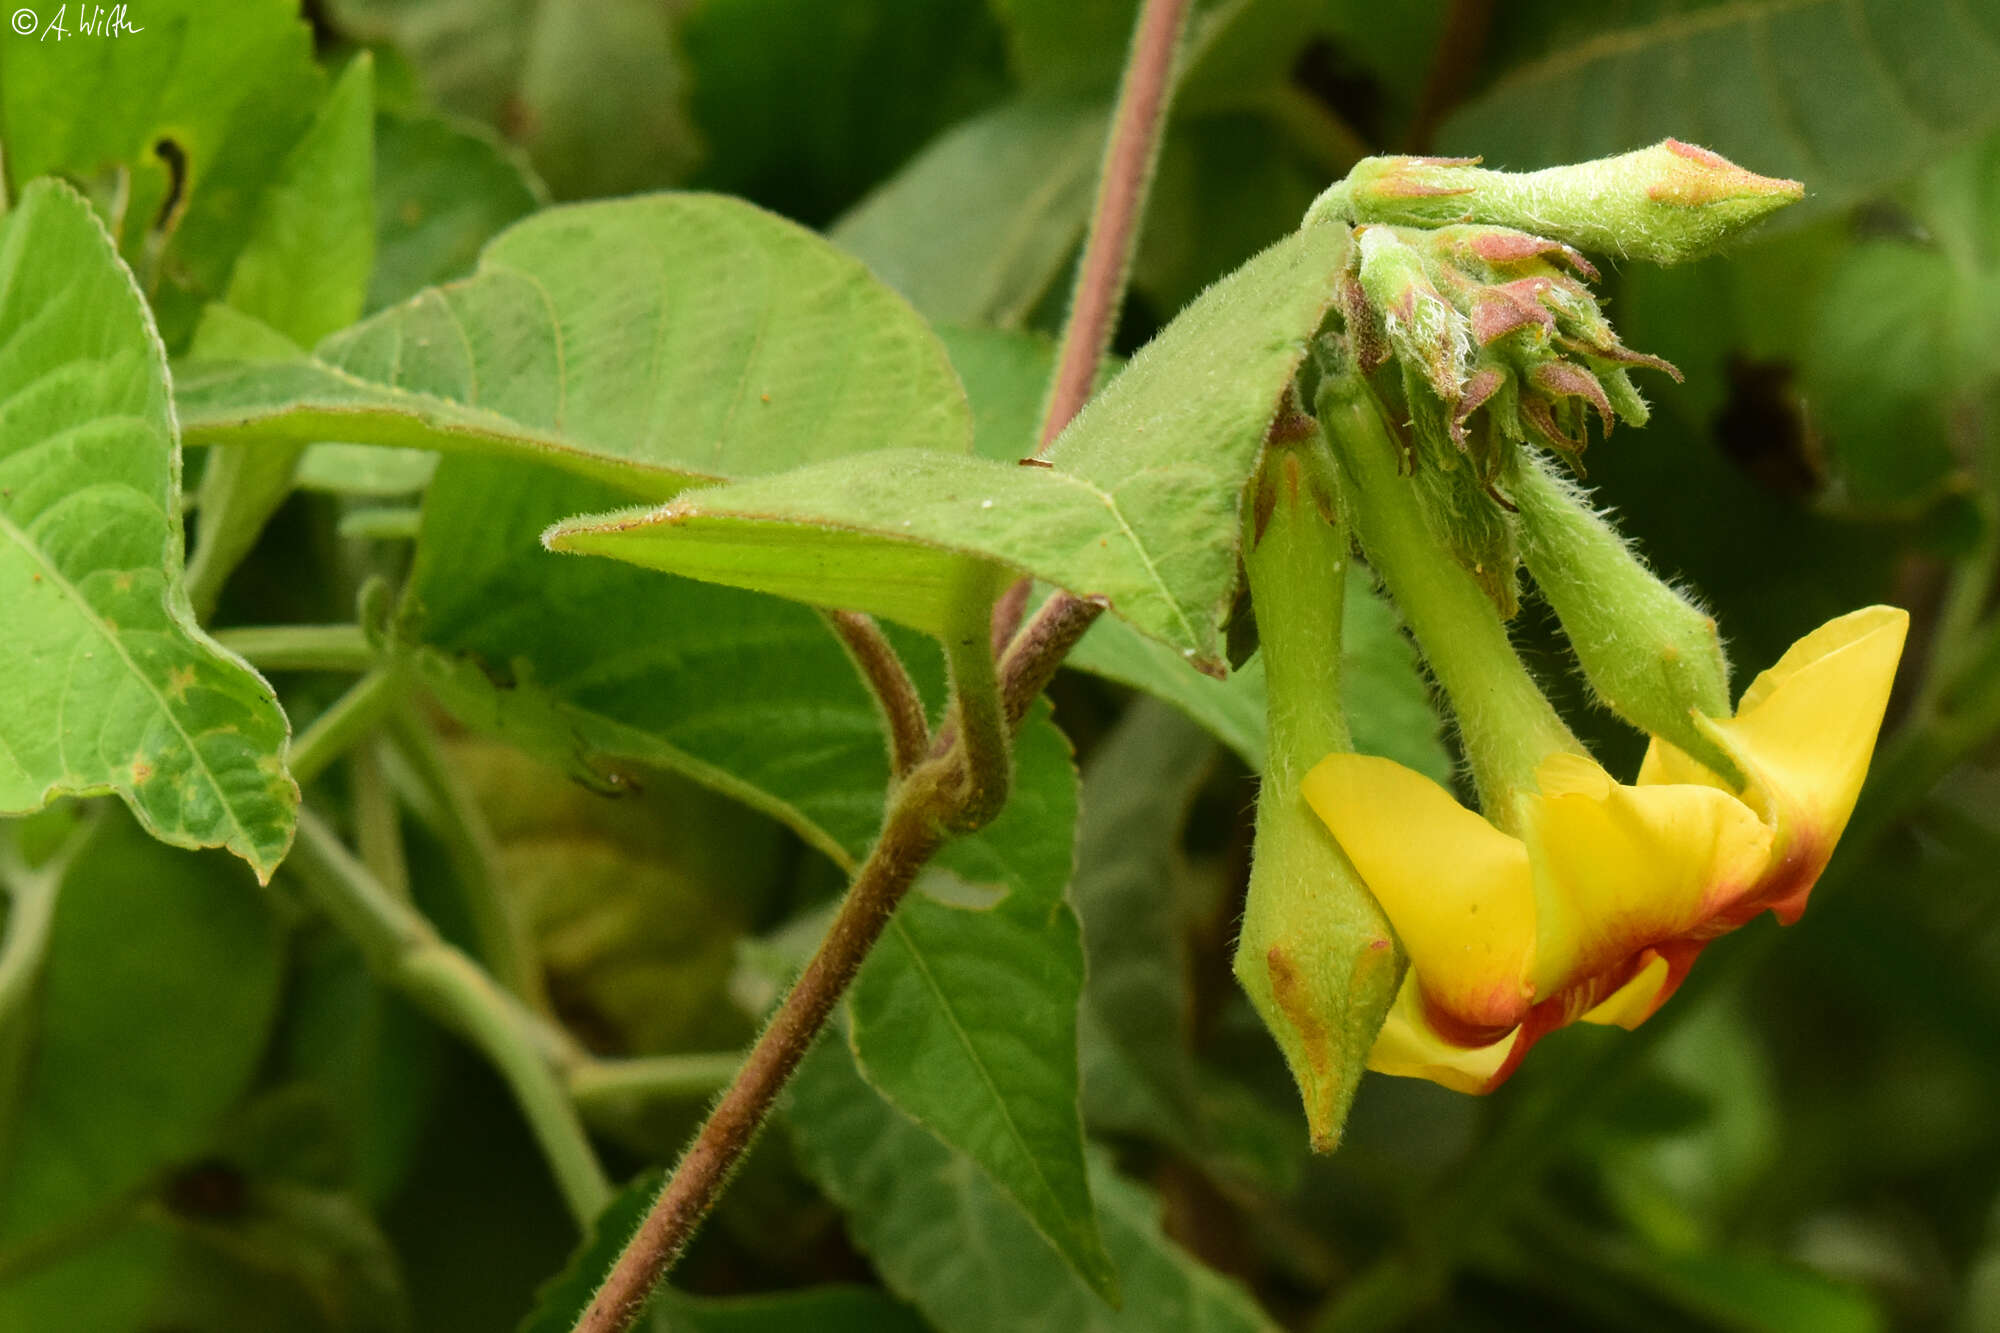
[1232,437,1402,1152]
[1509,452,1740,779]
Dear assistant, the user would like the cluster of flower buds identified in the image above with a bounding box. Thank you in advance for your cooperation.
[1307,140,1804,611]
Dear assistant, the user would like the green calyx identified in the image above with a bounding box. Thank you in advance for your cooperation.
[1305,139,1804,266]
[1232,429,1401,1153]
[1509,453,1742,780]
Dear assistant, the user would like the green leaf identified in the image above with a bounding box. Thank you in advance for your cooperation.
[851,707,1115,1298]
[1440,0,2000,222]
[369,107,545,313]
[787,1031,1281,1333]
[225,55,377,347]
[517,1167,663,1333]
[662,1287,929,1333]
[548,221,1355,669]
[940,324,1062,461]
[1648,1252,1883,1333]
[832,98,1107,327]
[0,811,285,1252]
[988,0,1140,92]
[177,193,973,498]
[1069,618,1269,767]
[401,458,897,866]
[0,182,297,877]
[328,0,699,199]
[1070,703,1220,1141]
[683,0,1011,227]
[0,0,324,346]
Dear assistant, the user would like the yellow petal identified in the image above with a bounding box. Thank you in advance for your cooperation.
[1303,754,1536,1031]
[1636,733,1727,790]
[1578,951,1672,1028]
[1521,757,1772,1000]
[1696,606,1907,845]
[1366,976,1515,1094]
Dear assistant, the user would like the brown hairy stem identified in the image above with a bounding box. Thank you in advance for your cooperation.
[826,610,930,776]
[572,4,1193,1327]
[573,779,949,1332]
[1034,0,1191,453]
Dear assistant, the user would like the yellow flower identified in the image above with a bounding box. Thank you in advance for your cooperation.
[1302,607,1908,1094]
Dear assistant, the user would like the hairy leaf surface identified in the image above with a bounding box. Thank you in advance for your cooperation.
[177,194,972,497]
[0,183,296,876]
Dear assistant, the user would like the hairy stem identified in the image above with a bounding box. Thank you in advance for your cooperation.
[1035,0,1192,452]
[1000,589,1110,730]
[943,574,1010,827]
[826,610,930,777]
[287,811,608,1224]
[352,739,410,904]
[213,623,376,673]
[573,774,951,1332]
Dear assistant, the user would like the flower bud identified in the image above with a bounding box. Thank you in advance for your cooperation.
[1509,452,1738,776]
[1355,226,1471,404]
[1308,140,1804,265]
[1235,444,1403,1151]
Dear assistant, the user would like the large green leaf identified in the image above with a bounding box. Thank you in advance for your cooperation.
[176,194,973,498]
[327,0,699,199]
[369,107,545,313]
[787,1031,1281,1333]
[548,220,1354,669]
[0,182,296,877]
[851,707,1114,1298]
[832,99,1107,327]
[1441,0,2000,221]
[0,0,324,346]
[225,55,377,348]
[0,811,285,1253]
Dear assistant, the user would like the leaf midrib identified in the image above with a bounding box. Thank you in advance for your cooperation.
[880,912,1095,1264]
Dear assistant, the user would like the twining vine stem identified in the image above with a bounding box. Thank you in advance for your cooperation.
[571,1,1193,1328]
[826,610,931,777]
